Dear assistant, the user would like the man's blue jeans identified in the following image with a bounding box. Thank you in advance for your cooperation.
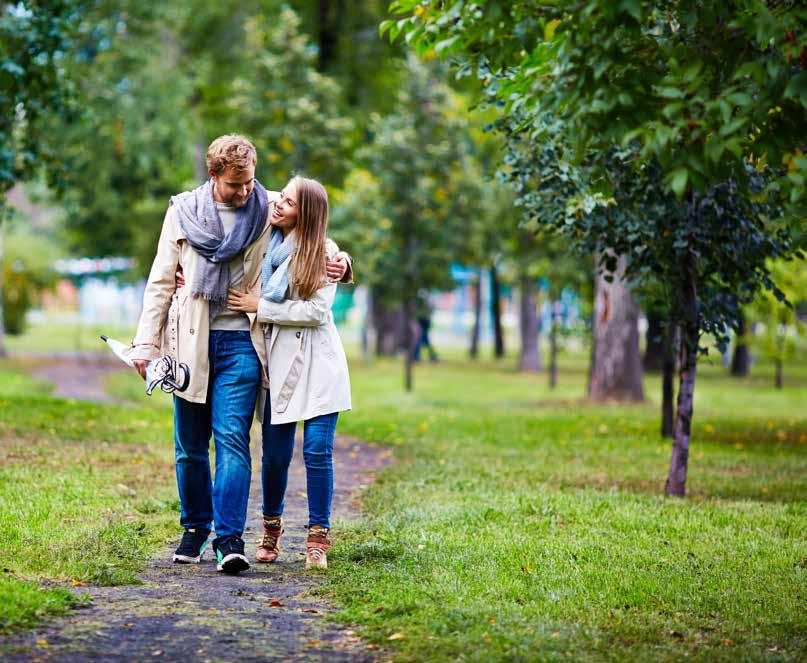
[261,392,338,529]
[173,330,260,545]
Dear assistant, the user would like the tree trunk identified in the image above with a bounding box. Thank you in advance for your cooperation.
[491,264,505,359]
[774,331,784,389]
[549,302,559,389]
[730,312,750,376]
[666,255,698,497]
[588,253,644,401]
[661,324,678,438]
[518,275,541,372]
[469,269,482,359]
[0,217,6,358]
[317,0,343,72]
[643,311,665,372]
[373,303,404,356]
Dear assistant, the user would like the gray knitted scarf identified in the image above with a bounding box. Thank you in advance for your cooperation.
[171,178,268,305]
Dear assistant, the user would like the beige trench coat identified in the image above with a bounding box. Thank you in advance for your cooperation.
[256,239,352,425]
[128,198,280,403]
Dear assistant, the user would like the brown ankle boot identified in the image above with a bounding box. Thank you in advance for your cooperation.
[256,516,283,563]
[305,526,330,570]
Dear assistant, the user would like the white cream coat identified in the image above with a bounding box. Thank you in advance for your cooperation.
[256,239,352,425]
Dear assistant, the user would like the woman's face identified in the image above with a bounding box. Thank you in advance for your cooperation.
[271,181,299,233]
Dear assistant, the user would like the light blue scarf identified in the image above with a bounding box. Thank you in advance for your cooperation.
[261,227,295,302]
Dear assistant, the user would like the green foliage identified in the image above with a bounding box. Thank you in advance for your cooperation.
[331,57,481,303]
[388,2,806,354]
[386,1,807,211]
[0,1,86,195]
[231,8,355,188]
[1,211,60,335]
[749,259,807,382]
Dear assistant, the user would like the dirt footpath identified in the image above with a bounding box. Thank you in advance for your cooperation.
[5,355,392,661]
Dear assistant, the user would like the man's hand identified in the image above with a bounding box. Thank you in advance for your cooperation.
[133,359,149,380]
[326,253,349,282]
[227,288,259,313]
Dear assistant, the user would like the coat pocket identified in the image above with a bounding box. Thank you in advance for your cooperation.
[275,329,306,413]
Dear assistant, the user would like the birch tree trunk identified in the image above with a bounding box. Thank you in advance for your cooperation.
[518,275,541,372]
[588,253,644,401]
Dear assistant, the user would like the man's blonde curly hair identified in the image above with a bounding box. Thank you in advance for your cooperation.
[206,134,257,176]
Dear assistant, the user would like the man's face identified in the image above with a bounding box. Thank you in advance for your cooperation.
[211,165,256,208]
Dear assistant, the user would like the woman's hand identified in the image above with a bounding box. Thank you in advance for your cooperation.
[227,288,259,313]
[176,265,185,288]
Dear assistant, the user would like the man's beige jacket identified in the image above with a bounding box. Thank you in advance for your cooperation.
[128,197,279,403]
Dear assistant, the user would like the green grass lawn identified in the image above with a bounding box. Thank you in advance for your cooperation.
[326,354,806,661]
[0,359,178,632]
[2,340,805,660]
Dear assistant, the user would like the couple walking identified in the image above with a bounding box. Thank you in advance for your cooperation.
[128,135,352,574]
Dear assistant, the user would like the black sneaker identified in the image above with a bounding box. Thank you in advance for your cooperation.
[214,537,250,574]
[172,528,209,564]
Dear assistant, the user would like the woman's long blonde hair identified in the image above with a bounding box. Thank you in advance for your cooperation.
[290,176,329,300]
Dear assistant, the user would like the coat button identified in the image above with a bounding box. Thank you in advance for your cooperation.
[190,328,195,335]
[296,331,301,338]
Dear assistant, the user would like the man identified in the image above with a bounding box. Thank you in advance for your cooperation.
[129,135,350,574]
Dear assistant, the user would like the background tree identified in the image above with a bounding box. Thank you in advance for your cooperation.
[386,0,805,496]
[749,259,807,389]
[0,0,86,355]
[331,57,479,388]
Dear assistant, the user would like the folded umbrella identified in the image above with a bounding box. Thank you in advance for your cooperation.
[100,336,190,395]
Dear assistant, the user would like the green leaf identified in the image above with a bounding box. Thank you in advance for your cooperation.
[784,71,807,107]
[544,19,561,42]
[668,168,689,197]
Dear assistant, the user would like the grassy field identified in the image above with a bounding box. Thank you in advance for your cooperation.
[2,336,805,659]
[324,354,806,661]
[0,359,178,632]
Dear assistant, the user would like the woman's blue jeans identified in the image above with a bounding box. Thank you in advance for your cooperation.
[261,393,338,529]
[173,331,260,545]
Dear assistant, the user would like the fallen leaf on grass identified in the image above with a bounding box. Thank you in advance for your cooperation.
[269,599,283,607]
[551,632,561,639]
[70,579,87,587]
[387,633,405,641]
[366,643,380,650]
[724,639,733,646]
[373,606,384,614]
[302,608,323,615]
[36,639,49,647]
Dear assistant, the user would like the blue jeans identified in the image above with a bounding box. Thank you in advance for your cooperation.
[261,393,338,529]
[173,331,260,545]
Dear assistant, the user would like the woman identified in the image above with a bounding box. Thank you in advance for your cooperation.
[226,175,351,570]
